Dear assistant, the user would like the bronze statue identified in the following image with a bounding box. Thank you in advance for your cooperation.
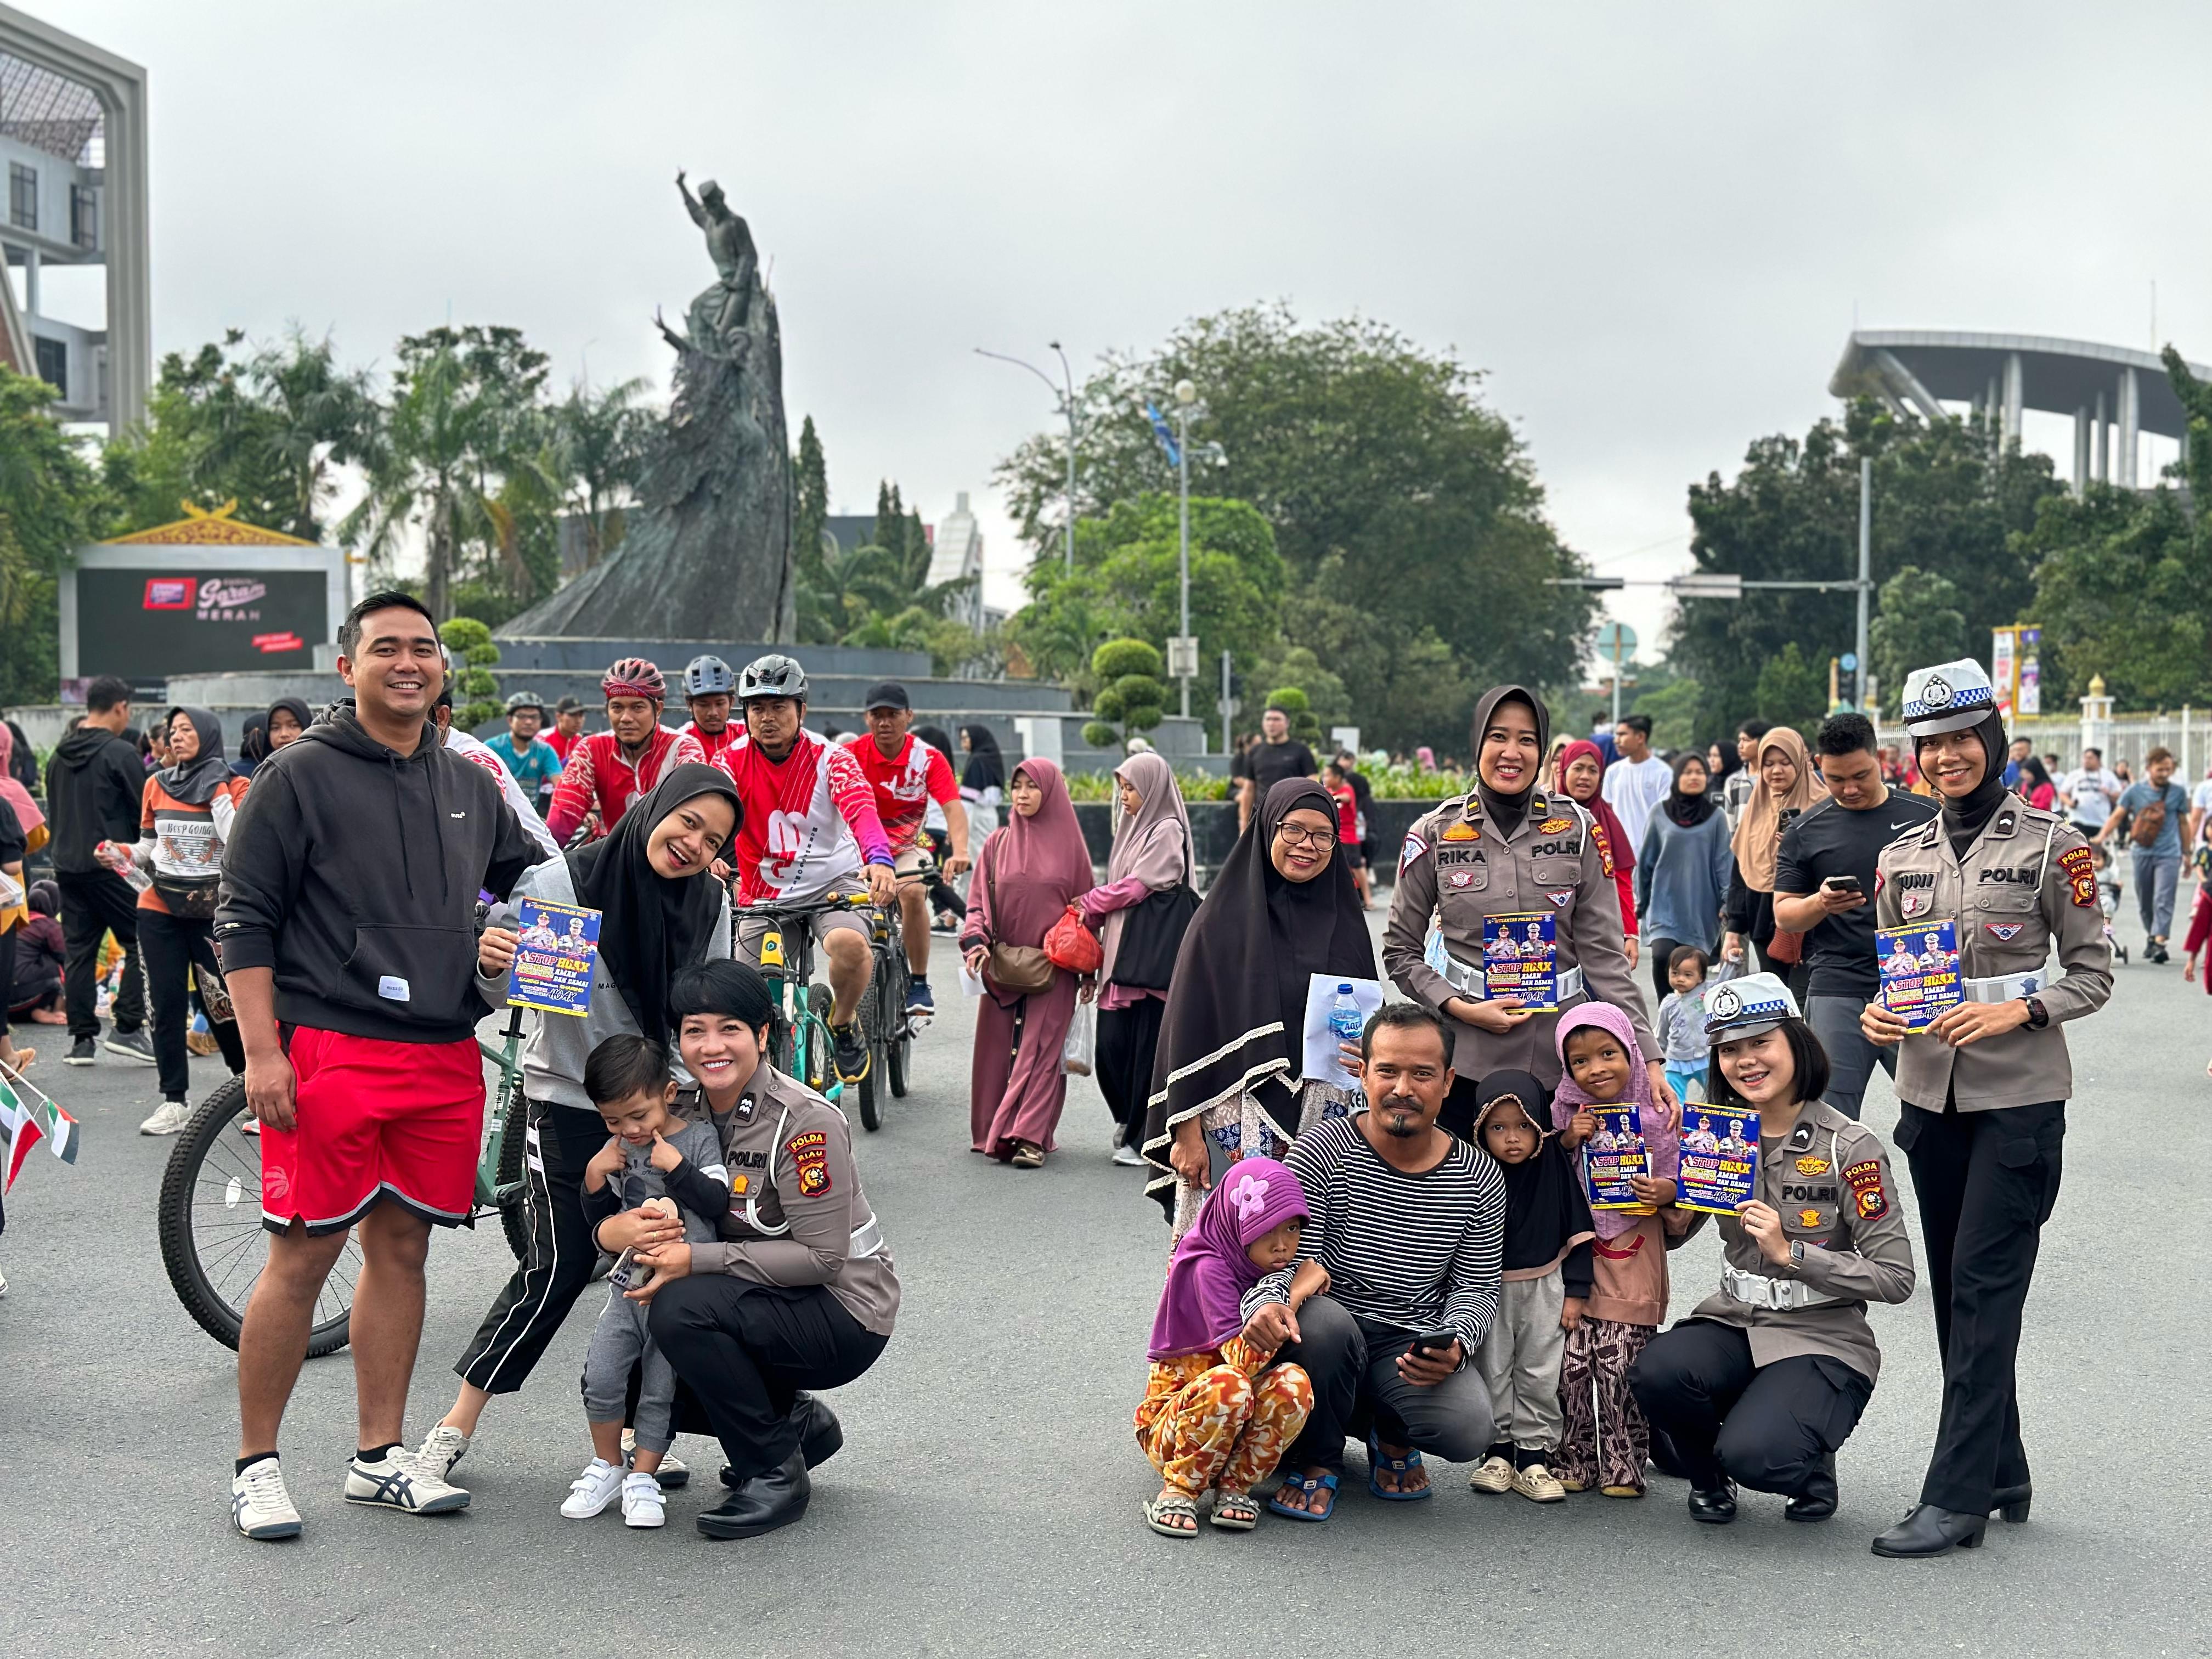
[660,170,759,356]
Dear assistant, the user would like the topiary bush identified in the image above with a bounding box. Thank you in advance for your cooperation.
[1085,637,1166,749]
[439,616,503,730]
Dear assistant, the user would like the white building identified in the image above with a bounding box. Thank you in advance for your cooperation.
[927,490,1005,630]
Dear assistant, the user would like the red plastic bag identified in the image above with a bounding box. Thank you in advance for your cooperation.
[1043,905,1103,974]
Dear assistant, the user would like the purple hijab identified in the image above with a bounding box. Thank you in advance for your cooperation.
[1550,1002,1678,1242]
[1148,1155,1310,1361]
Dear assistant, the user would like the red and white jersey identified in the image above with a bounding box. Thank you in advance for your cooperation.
[712,729,894,905]
[840,732,957,850]
[675,718,742,766]
[545,725,685,846]
[445,728,560,857]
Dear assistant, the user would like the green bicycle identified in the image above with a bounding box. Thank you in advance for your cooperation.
[156,1007,535,1356]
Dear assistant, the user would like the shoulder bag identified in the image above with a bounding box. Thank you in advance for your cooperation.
[1109,835,1201,992]
[983,836,1057,995]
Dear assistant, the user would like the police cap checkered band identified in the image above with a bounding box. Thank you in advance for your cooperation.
[1703,970,1801,1042]
[1900,657,1997,737]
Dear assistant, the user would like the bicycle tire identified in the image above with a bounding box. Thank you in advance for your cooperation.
[157,1077,358,1356]
[495,1078,531,1262]
[887,996,909,1101]
[804,983,837,1094]
[855,967,883,1132]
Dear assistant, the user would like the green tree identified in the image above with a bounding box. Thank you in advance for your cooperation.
[439,616,503,730]
[1082,637,1166,748]
[1754,641,1825,734]
[1868,565,1966,702]
[0,366,111,704]
[552,375,653,568]
[789,416,832,640]
[2024,483,2207,707]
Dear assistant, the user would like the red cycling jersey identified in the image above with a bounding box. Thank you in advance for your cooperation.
[710,729,893,905]
[545,725,685,845]
[840,732,957,850]
[676,719,742,766]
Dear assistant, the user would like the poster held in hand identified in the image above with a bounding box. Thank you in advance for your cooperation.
[1482,912,1559,1009]
[1675,1109,1759,1215]
[1579,1104,1649,1211]
[506,898,601,1016]
[1301,974,1385,1087]
[1876,919,1961,1031]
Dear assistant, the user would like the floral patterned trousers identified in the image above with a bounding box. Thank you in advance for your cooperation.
[1558,1317,1654,1492]
[1137,1350,1314,1497]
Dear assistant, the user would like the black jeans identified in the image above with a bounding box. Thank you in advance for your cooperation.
[137,907,242,1099]
[1095,997,1165,1149]
[649,1276,887,1481]
[1629,1319,1872,1497]
[1274,1295,1494,1474]
[1893,1097,2063,1514]
[57,870,143,1040]
[455,1097,607,1393]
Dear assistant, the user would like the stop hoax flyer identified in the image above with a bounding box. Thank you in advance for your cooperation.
[1876,919,1961,1031]
[1482,912,1559,1009]
[1676,1109,1760,1215]
[506,899,601,1016]
[1579,1105,1649,1211]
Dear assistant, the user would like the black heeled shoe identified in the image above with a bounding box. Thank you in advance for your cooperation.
[1989,1482,2031,1523]
[698,1448,810,1540]
[1687,1481,1737,1524]
[1870,1503,1988,1558]
[720,1393,843,1488]
[1785,1453,1837,1522]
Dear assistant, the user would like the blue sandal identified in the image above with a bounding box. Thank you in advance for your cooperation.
[1267,1471,1339,1521]
[1368,1434,1432,1501]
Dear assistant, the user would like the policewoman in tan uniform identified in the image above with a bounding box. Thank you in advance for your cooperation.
[1629,973,1914,1526]
[1860,658,2111,1559]
[1385,684,1667,1137]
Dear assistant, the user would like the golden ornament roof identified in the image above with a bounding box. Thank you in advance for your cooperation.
[103,500,317,548]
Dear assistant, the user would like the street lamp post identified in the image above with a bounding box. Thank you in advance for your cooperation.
[1175,379,1195,719]
[974,343,1080,571]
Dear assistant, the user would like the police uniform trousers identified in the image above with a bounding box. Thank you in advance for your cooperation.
[1629,1321,1873,1497]
[1893,1096,2063,1514]
[649,1274,887,1482]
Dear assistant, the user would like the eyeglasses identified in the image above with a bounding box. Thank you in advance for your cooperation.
[1274,823,1336,848]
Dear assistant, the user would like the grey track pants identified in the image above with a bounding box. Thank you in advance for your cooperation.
[1476,1269,1568,1453]
[582,1289,679,1454]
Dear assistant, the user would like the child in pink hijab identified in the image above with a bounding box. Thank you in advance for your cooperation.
[1550,1003,1692,1497]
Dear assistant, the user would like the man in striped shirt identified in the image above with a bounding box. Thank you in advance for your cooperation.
[1247,1002,1505,1517]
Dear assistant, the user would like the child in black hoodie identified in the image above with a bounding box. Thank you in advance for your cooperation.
[1465,1070,1595,1504]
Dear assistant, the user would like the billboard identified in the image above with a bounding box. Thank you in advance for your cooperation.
[1990,625,2042,719]
[75,567,327,680]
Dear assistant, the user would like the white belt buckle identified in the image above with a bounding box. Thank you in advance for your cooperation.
[1963,970,2042,1004]
[1557,966,1587,1002]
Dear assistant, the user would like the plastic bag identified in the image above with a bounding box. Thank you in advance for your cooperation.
[1044,905,1103,974]
[1063,998,1096,1077]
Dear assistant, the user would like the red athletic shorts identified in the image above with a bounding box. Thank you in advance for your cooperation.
[259,1026,484,1235]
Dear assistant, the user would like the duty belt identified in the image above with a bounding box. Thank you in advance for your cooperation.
[1722,1264,1840,1312]
[1426,930,1584,1003]
[1962,970,2043,1003]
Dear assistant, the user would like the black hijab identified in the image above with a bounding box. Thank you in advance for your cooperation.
[565,761,740,1048]
[1470,683,1550,839]
[160,707,232,805]
[1663,751,1717,827]
[960,724,1005,792]
[1471,1071,1596,1272]
[1143,777,1376,1155]
[1922,711,2009,860]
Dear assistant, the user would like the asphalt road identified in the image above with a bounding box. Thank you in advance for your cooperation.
[2,898,2207,1659]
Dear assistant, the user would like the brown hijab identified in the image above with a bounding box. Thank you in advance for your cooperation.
[1730,725,1826,893]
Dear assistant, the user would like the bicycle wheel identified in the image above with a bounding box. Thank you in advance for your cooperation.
[494,1078,531,1263]
[855,967,884,1132]
[804,984,838,1093]
[157,1077,358,1356]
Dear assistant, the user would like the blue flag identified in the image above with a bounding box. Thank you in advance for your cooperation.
[1143,400,1182,468]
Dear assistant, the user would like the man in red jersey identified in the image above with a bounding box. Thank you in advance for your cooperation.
[545,697,586,764]
[843,683,968,1019]
[544,659,684,845]
[678,654,743,764]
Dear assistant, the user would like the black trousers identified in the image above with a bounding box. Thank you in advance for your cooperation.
[1894,1097,2063,1513]
[1095,997,1165,1149]
[1275,1295,1494,1474]
[136,907,242,1099]
[649,1275,887,1481]
[57,870,143,1040]
[455,1096,605,1393]
[1629,1319,1872,1497]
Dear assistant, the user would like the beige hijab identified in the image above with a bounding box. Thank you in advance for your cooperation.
[1730,725,1826,893]
[1098,751,1191,986]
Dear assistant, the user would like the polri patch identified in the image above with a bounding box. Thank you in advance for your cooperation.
[1844,1157,1888,1221]
[1797,1208,1824,1229]
[1547,888,1574,908]
[1400,834,1429,871]
[1441,820,1480,843]
[1985,921,2025,940]
[1795,1155,1831,1176]
[1448,870,1477,889]
[787,1128,833,1197]
[1537,816,1573,835]
[2058,844,2097,909]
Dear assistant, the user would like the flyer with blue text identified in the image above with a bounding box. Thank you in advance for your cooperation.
[1675,1109,1760,1215]
[1482,911,1559,1009]
[506,899,601,1016]
[1579,1104,1649,1211]
[1877,919,1960,1031]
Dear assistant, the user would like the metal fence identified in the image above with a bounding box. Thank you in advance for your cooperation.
[2007,711,2211,779]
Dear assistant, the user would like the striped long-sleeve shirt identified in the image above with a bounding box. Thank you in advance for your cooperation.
[1242,1113,1506,1359]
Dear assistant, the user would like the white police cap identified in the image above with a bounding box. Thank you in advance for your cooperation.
[1899,657,1999,738]
[1703,971,1801,1043]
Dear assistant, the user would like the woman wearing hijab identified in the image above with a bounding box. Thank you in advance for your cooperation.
[1556,739,1639,967]
[1635,751,1736,1006]
[1078,751,1194,1166]
[129,709,250,1135]
[232,713,268,779]
[1146,778,1375,1234]
[1724,725,1826,992]
[957,724,1006,889]
[426,763,740,1478]
[235,697,312,778]
[960,757,1093,1167]
[1384,685,1667,1138]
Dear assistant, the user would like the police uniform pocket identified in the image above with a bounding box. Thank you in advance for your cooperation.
[1890,1107,1927,1153]
[1997,1119,2066,1223]
[1531,857,1581,888]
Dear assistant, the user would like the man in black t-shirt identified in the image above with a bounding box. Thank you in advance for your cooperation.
[1235,706,1318,831]
[1772,712,1938,1119]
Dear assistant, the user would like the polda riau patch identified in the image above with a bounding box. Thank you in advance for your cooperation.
[787,1128,832,1197]
[1845,1157,1887,1222]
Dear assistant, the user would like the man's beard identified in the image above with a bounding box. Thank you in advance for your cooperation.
[1379,1095,1425,1137]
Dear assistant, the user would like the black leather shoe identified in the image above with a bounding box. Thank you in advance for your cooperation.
[1785,1454,1837,1522]
[1687,1481,1737,1523]
[720,1395,843,1488]
[1989,1482,2031,1523]
[698,1449,810,1540]
[1870,1503,1988,1558]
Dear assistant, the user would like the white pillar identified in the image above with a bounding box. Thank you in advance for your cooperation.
[21,247,38,316]
[2073,407,2091,492]
[2003,352,2024,445]
[2119,367,2140,488]
[2095,391,2109,482]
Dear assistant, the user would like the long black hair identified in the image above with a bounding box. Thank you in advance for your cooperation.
[1707,1015,1830,1114]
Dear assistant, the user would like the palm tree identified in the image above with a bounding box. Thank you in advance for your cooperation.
[554,376,653,567]
[247,328,379,541]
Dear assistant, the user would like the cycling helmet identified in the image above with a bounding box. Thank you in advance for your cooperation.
[684,654,736,697]
[504,690,544,715]
[737,652,808,703]
[601,657,667,702]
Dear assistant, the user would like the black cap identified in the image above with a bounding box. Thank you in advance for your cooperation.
[554,696,584,714]
[862,681,910,712]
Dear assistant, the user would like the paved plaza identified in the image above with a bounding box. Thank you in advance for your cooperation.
[1,905,2205,1658]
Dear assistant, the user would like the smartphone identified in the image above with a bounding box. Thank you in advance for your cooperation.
[608,1247,642,1291]
[1823,875,1863,893]
[1410,1329,1458,1357]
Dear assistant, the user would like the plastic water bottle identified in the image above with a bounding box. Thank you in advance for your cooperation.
[1328,981,1365,1049]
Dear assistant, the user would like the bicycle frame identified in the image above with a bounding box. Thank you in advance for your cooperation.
[475,1004,528,1213]
[749,904,848,1102]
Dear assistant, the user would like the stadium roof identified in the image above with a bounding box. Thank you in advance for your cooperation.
[1830,330,2210,440]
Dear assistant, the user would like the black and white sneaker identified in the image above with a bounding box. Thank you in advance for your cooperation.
[345,1448,470,1515]
[104,1027,156,1065]
[232,1455,303,1540]
[64,1037,95,1066]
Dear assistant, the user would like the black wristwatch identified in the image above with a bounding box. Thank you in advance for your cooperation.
[2021,996,2050,1031]
[1787,1239,1807,1271]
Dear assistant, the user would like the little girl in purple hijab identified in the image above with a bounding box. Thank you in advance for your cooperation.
[1135,1156,1323,1538]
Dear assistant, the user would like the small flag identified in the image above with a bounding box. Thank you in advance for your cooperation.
[1142,400,1182,468]
[1,1062,81,1191]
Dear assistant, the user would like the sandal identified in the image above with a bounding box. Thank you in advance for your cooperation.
[1211,1489,1261,1530]
[1267,1471,1339,1521]
[1368,1433,1432,1502]
[1009,1143,1045,1169]
[1144,1492,1200,1537]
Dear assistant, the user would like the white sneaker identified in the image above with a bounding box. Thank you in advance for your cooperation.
[560,1457,625,1519]
[239,1114,262,1137]
[620,1471,665,1528]
[1468,1454,1513,1493]
[345,1447,470,1515]
[232,1455,303,1540]
[139,1099,193,1136]
[0,1265,8,1299]
[416,1423,471,1480]
[1111,1143,1146,1167]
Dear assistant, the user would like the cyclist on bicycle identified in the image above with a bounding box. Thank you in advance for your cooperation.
[546,658,686,845]
[678,654,743,765]
[842,682,969,1020]
[707,653,896,1082]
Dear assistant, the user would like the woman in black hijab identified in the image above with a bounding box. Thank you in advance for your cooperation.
[235,696,313,778]
[1143,777,1376,1232]
[957,724,1006,891]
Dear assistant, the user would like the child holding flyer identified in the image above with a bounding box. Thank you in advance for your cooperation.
[1551,1005,1688,1496]
[1466,1071,1595,1504]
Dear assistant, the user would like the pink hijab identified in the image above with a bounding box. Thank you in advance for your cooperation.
[0,722,44,836]
[1550,1002,1677,1240]
[980,757,1093,946]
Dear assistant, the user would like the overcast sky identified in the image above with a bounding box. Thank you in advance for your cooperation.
[20,1,2212,665]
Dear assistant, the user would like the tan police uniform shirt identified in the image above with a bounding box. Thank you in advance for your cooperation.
[1384,789,1653,1086]
[1870,800,2112,1113]
[1685,1101,1915,1383]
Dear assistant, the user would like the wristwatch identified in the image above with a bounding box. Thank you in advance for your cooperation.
[1787,1239,1807,1269]
[2021,995,2050,1031]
